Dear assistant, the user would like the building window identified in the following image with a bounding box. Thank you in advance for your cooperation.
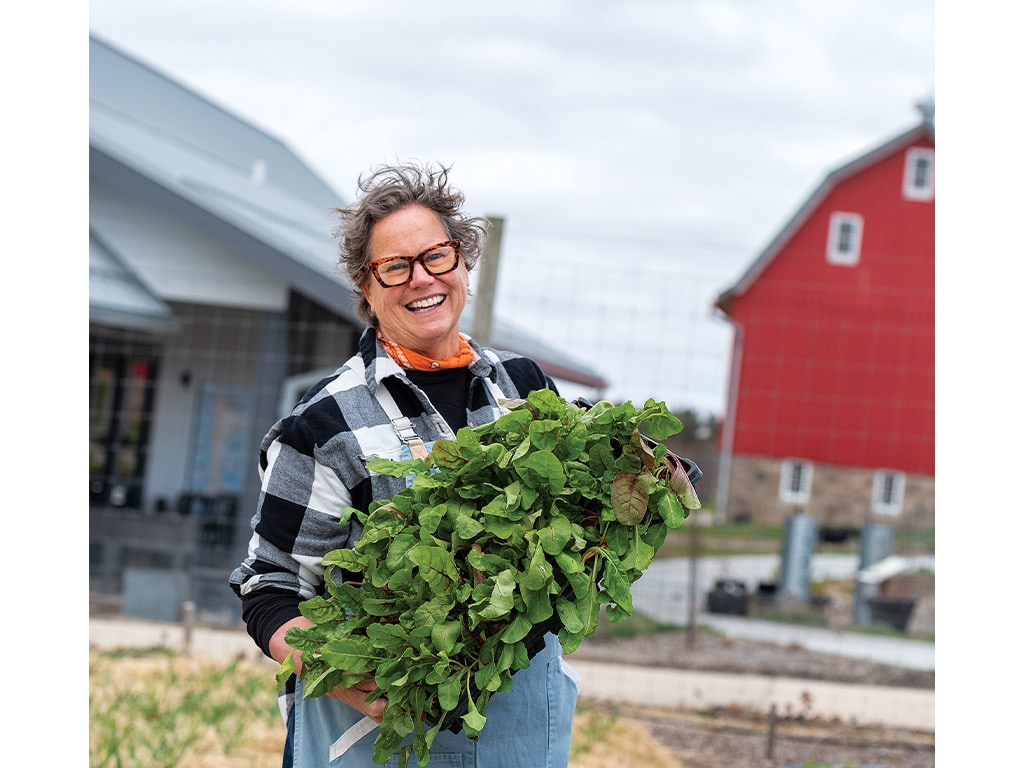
[902,147,935,201]
[779,460,813,504]
[826,212,863,266]
[872,470,906,516]
[90,337,160,509]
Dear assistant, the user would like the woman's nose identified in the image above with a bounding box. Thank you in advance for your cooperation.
[408,260,435,285]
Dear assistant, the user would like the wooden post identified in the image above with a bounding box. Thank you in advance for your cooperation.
[685,515,699,648]
[182,600,196,656]
[766,701,777,759]
[471,216,504,346]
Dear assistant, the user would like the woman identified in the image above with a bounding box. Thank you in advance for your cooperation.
[229,162,580,767]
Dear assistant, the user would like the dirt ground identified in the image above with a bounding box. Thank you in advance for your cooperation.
[570,629,935,768]
[91,567,936,767]
[89,605,934,767]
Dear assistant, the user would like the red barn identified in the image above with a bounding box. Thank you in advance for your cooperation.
[713,103,935,532]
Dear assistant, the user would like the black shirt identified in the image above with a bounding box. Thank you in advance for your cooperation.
[406,367,471,432]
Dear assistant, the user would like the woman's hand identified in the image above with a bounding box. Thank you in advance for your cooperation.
[327,678,387,723]
[270,617,387,722]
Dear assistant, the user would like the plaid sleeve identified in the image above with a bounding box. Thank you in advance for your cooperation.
[229,396,361,602]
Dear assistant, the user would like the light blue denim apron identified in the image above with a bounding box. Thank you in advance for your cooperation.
[286,404,581,767]
[290,631,580,767]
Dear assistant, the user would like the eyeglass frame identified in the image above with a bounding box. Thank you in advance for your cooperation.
[364,240,463,288]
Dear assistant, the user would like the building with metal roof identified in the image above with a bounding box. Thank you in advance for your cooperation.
[88,33,607,624]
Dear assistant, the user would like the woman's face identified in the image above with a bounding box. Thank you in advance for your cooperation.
[362,204,469,358]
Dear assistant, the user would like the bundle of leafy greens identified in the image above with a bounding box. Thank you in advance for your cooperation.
[276,390,701,766]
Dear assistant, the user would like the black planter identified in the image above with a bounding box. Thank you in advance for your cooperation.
[707,579,749,615]
[865,596,917,633]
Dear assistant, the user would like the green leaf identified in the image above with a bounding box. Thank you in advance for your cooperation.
[656,491,689,528]
[303,667,348,699]
[320,638,383,674]
[537,515,572,555]
[429,622,461,656]
[638,409,683,440]
[515,449,566,494]
[522,544,553,591]
[477,569,516,619]
[430,438,462,467]
[577,581,602,635]
[437,672,463,711]
[462,697,488,737]
[474,662,503,693]
[554,549,585,575]
[522,585,555,623]
[667,460,702,510]
[367,456,425,478]
[417,505,446,536]
[361,595,402,617]
[295,595,345,624]
[407,545,459,591]
[499,613,533,644]
[321,547,368,571]
[385,533,418,570]
[366,622,406,644]
[275,650,296,690]
[555,596,584,633]
[527,419,565,451]
[600,555,633,613]
[455,512,485,539]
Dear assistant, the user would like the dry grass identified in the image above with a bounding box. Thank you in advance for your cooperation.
[89,648,681,768]
[571,706,684,768]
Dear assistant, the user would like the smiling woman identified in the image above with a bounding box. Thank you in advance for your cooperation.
[228,161,583,768]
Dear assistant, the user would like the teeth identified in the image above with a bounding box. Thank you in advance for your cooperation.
[407,296,445,310]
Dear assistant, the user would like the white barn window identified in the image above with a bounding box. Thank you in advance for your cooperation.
[779,459,813,504]
[902,147,935,201]
[872,470,906,516]
[826,212,863,266]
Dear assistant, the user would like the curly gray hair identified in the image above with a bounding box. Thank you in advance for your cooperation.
[332,161,490,324]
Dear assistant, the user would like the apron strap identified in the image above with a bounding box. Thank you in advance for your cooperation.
[329,715,378,761]
[375,381,430,459]
[376,370,511,460]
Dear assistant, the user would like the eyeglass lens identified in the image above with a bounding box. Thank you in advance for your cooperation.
[375,243,459,286]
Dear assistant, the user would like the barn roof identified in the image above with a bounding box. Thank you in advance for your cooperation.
[714,104,935,316]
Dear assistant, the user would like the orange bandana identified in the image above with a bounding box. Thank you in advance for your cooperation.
[378,331,476,371]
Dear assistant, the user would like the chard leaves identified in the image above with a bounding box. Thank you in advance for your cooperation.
[281,392,700,767]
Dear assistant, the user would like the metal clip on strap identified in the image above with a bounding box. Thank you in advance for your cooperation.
[391,416,429,460]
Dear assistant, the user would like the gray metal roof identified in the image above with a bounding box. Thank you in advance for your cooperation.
[89,229,179,334]
[89,33,359,323]
[89,33,607,388]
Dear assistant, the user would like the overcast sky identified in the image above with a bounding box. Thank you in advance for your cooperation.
[86,0,936,416]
